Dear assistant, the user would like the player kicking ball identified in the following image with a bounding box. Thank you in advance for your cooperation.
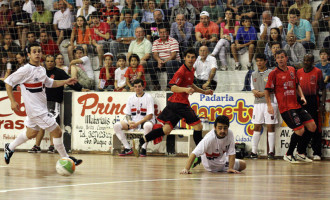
[4,42,82,166]
[180,115,246,174]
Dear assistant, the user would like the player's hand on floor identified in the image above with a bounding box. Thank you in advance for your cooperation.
[180,168,192,174]
[227,169,241,174]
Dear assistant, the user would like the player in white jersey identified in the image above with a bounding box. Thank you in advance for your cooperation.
[180,115,246,174]
[4,42,82,166]
[114,79,155,157]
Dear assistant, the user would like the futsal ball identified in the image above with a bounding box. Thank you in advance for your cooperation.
[56,157,76,176]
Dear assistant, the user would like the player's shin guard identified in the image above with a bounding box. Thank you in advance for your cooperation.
[193,130,203,145]
[287,133,301,156]
[268,132,275,153]
[9,131,29,151]
[53,137,69,158]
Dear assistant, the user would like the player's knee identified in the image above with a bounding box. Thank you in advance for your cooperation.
[163,124,173,135]
[113,122,122,132]
[51,126,62,138]
[295,127,305,136]
[143,122,153,133]
[239,160,246,171]
[308,123,317,133]
[254,124,262,132]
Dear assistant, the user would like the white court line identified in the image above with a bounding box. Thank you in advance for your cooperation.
[1,174,330,193]
[0,166,7,168]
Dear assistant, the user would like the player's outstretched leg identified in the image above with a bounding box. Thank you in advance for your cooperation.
[140,122,153,157]
[139,124,170,151]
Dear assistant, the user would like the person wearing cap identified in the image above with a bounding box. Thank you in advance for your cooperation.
[76,0,97,24]
[98,52,116,90]
[170,0,196,25]
[70,46,95,89]
[194,11,219,53]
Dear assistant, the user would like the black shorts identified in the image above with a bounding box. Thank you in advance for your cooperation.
[281,108,314,131]
[157,101,200,129]
[58,29,72,39]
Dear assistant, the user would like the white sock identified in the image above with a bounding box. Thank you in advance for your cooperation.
[142,122,153,149]
[251,131,261,154]
[9,131,29,151]
[114,122,131,149]
[268,132,276,153]
[53,137,69,158]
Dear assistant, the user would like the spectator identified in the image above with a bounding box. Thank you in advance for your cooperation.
[287,8,315,51]
[264,28,287,60]
[125,54,147,91]
[168,0,179,9]
[55,53,69,74]
[53,0,73,46]
[0,52,12,90]
[283,33,306,69]
[99,52,116,90]
[25,31,39,53]
[274,0,290,28]
[315,49,330,85]
[194,11,218,53]
[127,27,152,67]
[22,0,36,17]
[54,0,74,10]
[266,41,281,69]
[0,33,21,63]
[99,0,120,36]
[255,0,277,11]
[226,0,244,13]
[68,16,91,62]
[11,1,31,51]
[211,8,239,71]
[15,52,27,71]
[0,1,12,44]
[70,46,94,89]
[90,11,112,69]
[170,14,193,57]
[170,0,196,25]
[77,0,97,23]
[114,54,128,91]
[231,16,257,70]
[141,0,163,25]
[40,31,60,60]
[256,10,283,55]
[201,0,224,24]
[145,9,170,42]
[110,10,139,61]
[31,1,53,28]
[194,46,217,90]
[148,26,181,88]
[238,0,262,31]
[312,0,330,43]
[324,33,330,49]
[120,0,141,22]
[288,0,312,21]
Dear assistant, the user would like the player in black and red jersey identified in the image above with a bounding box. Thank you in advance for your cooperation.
[139,48,213,160]
[265,50,317,164]
[297,54,326,161]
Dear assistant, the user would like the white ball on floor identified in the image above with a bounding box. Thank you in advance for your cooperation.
[56,157,76,176]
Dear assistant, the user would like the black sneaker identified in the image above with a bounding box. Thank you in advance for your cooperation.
[191,157,201,169]
[28,145,41,153]
[268,152,275,160]
[118,148,133,156]
[247,152,258,159]
[69,156,83,166]
[140,148,147,157]
[47,145,56,154]
[139,137,145,150]
[4,143,14,164]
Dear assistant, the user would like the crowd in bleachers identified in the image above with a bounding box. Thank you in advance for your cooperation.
[0,0,329,91]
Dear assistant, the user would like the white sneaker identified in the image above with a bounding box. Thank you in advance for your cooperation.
[220,66,227,71]
[283,154,299,164]
[313,155,321,161]
[295,154,313,162]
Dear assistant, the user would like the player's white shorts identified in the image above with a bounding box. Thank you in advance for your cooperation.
[203,157,241,172]
[251,103,278,124]
[24,112,58,132]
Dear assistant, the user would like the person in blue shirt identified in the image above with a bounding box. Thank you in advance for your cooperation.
[231,16,257,70]
[315,49,330,88]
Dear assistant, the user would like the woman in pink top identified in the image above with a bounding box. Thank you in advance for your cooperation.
[211,8,240,71]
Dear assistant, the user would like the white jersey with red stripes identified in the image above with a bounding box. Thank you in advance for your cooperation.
[124,93,155,124]
[192,129,236,172]
[5,63,54,118]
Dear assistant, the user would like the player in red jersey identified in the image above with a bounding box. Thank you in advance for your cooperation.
[296,54,326,161]
[265,50,316,163]
[139,48,213,156]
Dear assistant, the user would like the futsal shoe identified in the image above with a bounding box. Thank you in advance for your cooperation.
[247,152,258,159]
[28,145,41,153]
[47,145,56,154]
[191,157,201,169]
[267,152,275,160]
[140,148,147,157]
[283,154,299,164]
[313,155,321,161]
[119,148,133,156]
[69,156,83,166]
[295,154,313,163]
[4,143,14,164]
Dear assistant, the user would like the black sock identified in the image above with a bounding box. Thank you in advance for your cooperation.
[287,133,301,156]
[297,130,312,154]
[145,128,165,143]
[193,130,203,145]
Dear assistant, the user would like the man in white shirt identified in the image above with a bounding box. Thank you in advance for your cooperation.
[4,42,82,166]
[256,10,283,54]
[180,115,246,174]
[113,79,155,157]
[193,46,217,90]
[70,46,94,89]
[53,0,74,45]
[76,0,96,23]
[23,0,36,17]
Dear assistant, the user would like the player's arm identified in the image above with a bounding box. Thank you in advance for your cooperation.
[191,84,213,95]
[52,78,78,88]
[296,84,307,105]
[227,154,240,174]
[171,85,194,94]
[180,153,196,174]
[265,89,274,114]
[5,84,19,112]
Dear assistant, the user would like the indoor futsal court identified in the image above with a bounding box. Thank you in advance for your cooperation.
[1,153,329,199]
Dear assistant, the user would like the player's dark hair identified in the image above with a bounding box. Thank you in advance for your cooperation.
[129,54,140,65]
[117,54,126,61]
[184,48,197,58]
[255,53,267,61]
[275,49,287,57]
[27,42,41,54]
[214,115,230,127]
[289,8,300,17]
[133,79,144,86]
